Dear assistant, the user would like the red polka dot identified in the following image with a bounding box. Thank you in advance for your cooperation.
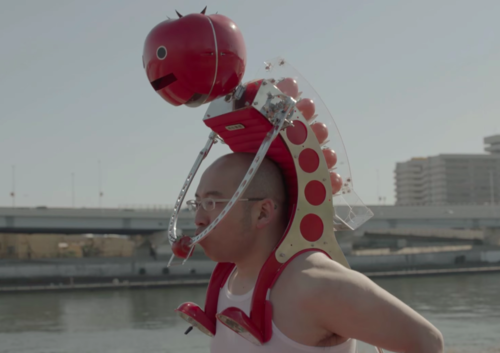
[299,149,319,173]
[305,181,326,206]
[300,214,324,242]
[286,121,307,145]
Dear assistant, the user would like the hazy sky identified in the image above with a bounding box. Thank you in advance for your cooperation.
[1,0,499,209]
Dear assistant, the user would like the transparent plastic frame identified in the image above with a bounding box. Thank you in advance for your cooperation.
[163,57,374,267]
[256,57,373,231]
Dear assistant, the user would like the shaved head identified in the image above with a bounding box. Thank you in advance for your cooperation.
[206,153,287,210]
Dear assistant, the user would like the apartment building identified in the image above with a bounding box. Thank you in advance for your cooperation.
[395,135,500,205]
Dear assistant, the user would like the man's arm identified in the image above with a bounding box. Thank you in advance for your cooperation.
[302,254,444,353]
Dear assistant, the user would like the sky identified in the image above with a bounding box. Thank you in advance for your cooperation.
[0,0,499,209]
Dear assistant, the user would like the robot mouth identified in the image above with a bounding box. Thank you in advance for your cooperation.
[151,73,177,91]
[185,92,209,107]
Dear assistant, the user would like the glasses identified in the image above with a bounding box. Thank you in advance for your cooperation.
[186,198,264,212]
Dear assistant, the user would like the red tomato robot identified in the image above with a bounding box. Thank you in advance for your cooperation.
[143,7,247,107]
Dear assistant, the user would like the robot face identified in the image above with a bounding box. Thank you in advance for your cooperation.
[143,11,247,107]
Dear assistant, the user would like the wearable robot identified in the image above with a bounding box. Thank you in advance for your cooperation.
[143,8,376,347]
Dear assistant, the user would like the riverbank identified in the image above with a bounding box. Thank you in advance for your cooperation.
[1,264,500,293]
[1,245,499,292]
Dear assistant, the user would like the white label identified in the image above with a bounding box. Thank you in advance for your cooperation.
[225,124,245,131]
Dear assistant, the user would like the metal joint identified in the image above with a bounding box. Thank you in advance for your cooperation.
[234,85,245,100]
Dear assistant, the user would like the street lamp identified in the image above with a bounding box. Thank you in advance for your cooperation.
[71,173,75,207]
[11,165,16,207]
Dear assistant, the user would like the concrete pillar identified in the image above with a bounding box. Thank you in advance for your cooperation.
[484,228,500,246]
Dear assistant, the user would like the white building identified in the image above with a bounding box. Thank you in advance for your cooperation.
[395,135,500,206]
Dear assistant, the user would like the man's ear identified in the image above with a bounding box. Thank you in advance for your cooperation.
[255,199,276,229]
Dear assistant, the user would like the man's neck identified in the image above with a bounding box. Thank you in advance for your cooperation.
[232,231,281,284]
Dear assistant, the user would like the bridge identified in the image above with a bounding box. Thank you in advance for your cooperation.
[354,204,500,235]
[0,204,499,236]
[0,206,193,235]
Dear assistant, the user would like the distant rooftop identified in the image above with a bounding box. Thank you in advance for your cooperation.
[399,134,500,163]
[484,134,500,154]
[364,228,484,241]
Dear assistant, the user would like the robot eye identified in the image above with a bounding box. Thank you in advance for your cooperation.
[157,46,167,60]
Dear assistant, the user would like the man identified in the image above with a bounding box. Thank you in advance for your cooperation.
[191,153,444,353]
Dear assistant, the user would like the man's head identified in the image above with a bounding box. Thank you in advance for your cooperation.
[193,153,287,263]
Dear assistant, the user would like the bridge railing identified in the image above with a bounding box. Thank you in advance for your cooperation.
[116,204,191,213]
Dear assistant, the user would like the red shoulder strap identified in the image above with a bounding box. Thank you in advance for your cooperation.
[251,248,331,342]
[205,262,236,325]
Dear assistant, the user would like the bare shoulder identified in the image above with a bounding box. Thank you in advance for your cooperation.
[279,251,355,284]
[281,250,347,273]
[269,251,356,345]
[272,250,360,303]
[273,251,445,353]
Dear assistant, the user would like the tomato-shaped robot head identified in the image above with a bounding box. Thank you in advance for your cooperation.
[143,8,247,107]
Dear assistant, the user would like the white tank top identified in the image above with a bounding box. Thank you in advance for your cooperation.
[210,269,357,353]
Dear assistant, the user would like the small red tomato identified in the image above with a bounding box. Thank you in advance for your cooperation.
[171,236,194,259]
[296,98,315,121]
[276,77,299,98]
[330,172,343,194]
[322,148,338,169]
[311,122,328,144]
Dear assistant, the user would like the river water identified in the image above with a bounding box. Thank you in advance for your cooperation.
[0,273,499,353]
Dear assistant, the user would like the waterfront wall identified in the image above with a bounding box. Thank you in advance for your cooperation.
[0,247,499,281]
[0,258,216,280]
[348,247,500,271]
